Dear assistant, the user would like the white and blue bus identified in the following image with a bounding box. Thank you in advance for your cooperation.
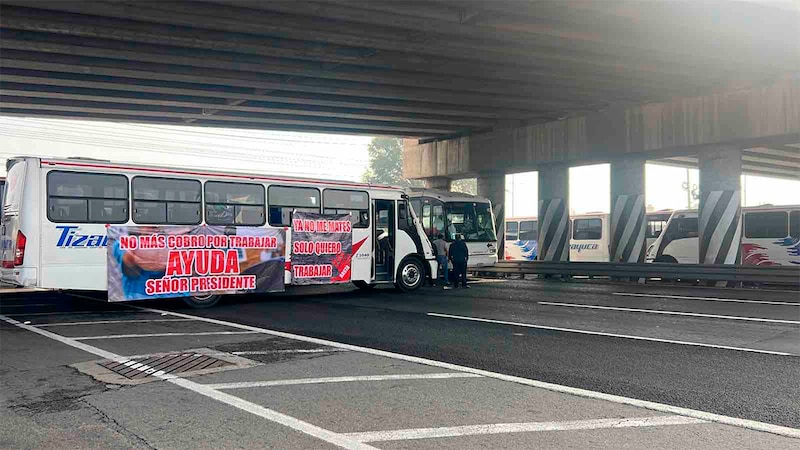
[504,211,672,262]
[1,156,436,307]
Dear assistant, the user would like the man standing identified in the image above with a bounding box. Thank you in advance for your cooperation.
[432,233,449,288]
[448,233,470,288]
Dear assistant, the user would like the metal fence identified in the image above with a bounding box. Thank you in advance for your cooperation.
[478,261,800,286]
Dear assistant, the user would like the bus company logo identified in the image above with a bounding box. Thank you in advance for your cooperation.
[55,226,108,248]
[570,243,598,252]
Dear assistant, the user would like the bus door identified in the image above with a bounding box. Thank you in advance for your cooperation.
[373,199,395,281]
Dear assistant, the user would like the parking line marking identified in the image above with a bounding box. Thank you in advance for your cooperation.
[427,312,794,356]
[127,305,800,438]
[613,292,800,306]
[0,303,59,308]
[4,310,143,317]
[73,331,259,340]
[344,415,707,442]
[538,301,800,324]
[38,318,198,327]
[232,349,348,355]
[205,373,481,390]
[0,314,378,450]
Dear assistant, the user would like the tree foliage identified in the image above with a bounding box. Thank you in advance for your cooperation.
[361,137,421,187]
[451,178,477,195]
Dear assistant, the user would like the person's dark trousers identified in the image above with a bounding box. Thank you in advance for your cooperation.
[453,261,468,287]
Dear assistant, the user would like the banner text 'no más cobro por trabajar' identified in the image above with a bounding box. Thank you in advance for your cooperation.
[107,225,285,302]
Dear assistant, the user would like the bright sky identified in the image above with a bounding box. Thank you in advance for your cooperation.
[1,116,797,216]
[0,117,370,181]
[506,163,800,218]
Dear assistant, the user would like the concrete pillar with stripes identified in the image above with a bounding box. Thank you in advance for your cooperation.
[537,163,570,262]
[610,158,647,263]
[699,146,742,269]
[477,173,505,260]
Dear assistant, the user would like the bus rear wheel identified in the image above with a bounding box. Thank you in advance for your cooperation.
[396,258,425,292]
[181,293,221,309]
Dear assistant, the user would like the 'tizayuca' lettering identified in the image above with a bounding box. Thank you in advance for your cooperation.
[56,226,108,248]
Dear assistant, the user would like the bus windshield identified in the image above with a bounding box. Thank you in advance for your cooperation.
[445,202,496,242]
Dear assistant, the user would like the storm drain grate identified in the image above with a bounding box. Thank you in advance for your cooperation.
[100,353,232,379]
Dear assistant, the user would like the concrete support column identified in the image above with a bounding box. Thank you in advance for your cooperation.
[699,146,742,265]
[477,173,506,260]
[610,158,647,263]
[537,163,570,261]
[423,177,451,190]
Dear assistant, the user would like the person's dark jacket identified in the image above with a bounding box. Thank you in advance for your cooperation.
[449,239,469,263]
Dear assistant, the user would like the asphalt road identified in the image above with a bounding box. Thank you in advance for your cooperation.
[150,279,800,428]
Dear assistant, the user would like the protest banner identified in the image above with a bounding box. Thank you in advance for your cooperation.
[290,212,353,285]
[107,225,285,302]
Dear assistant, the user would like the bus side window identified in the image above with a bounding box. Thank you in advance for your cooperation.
[505,221,518,241]
[745,211,788,238]
[433,204,446,238]
[573,218,602,240]
[205,181,265,226]
[47,171,128,224]
[647,220,666,238]
[322,189,369,228]
[422,204,432,236]
[133,177,201,225]
[519,220,538,240]
[268,185,320,226]
[674,218,698,238]
[790,211,800,238]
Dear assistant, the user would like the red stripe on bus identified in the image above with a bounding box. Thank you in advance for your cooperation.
[40,160,400,191]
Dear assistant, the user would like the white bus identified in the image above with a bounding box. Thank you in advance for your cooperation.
[1,157,436,307]
[407,188,498,268]
[646,205,800,265]
[505,211,672,262]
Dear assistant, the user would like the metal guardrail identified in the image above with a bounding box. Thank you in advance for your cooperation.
[478,261,800,286]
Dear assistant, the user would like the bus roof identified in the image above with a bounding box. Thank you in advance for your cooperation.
[14,156,403,192]
[407,187,490,203]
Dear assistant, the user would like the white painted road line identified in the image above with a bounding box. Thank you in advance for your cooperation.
[427,312,795,356]
[613,292,800,306]
[232,349,348,355]
[73,331,259,340]
[128,304,800,438]
[0,303,59,308]
[344,415,707,442]
[38,318,198,327]
[538,301,800,324]
[205,373,482,390]
[4,310,143,317]
[0,314,378,450]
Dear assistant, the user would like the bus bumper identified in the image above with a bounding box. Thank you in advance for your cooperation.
[468,254,498,268]
[0,267,38,288]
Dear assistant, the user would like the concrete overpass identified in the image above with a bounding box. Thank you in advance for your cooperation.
[0,0,798,266]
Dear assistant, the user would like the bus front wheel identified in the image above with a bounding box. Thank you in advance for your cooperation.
[181,293,221,309]
[396,258,425,292]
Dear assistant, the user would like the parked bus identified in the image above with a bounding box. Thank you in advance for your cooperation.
[646,205,800,265]
[505,211,673,262]
[407,188,498,268]
[0,157,436,307]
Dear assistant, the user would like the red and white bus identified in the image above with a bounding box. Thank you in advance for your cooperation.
[1,156,436,307]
